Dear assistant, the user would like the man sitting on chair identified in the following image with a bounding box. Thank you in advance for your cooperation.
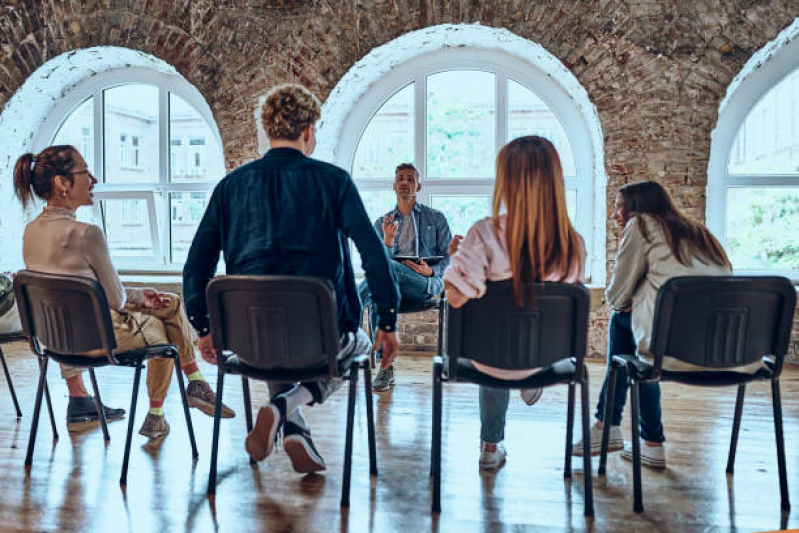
[183,83,399,473]
[358,163,452,392]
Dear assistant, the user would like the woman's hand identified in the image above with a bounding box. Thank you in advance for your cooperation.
[198,334,218,365]
[142,289,170,309]
[448,235,464,257]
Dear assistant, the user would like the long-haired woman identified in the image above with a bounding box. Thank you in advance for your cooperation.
[13,145,234,438]
[573,180,754,469]
[444,136,585,470]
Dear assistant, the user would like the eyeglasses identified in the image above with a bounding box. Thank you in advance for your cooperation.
[69,169,94,177]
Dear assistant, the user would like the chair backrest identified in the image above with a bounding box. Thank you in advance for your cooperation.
[206,275,342,375]
[446,280,590,379]
[649,276,796,373]
[13,270,116,361]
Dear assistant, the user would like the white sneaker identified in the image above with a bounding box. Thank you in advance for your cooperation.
[621,441,666,469]
[572,423,624,456]
[520,388,543,406]
[479,442,507,470]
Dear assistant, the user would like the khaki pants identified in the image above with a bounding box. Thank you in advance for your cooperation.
[60,293,197,402]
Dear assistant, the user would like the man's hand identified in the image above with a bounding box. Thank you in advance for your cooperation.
[382,214,399,248]
[142,289,170,309]
[373,329,399,367]
[448,235,464,257]
[198,334,218,365]
[403,259,433,277]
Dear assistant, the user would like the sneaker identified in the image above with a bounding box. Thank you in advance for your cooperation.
[373,365,395,392]
[66,396,126,431]
[479,442,507,470]
[284,421,326,474]
[520,388,543,406]
[245,397,286,462]
[186,380,236,418]
[621,441,666,469]
[138,412,170,439]
[572,423,624,456]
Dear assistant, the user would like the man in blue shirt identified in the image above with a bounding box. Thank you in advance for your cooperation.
[358,163,452,392]
[183,84,399,474]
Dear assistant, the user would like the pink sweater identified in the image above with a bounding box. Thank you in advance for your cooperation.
[443,215,585,378]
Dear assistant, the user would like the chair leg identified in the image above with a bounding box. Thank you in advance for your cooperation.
[580,374,594,517]
[0,347,22,417]
[242,376,253,433]
[207,367,225,496]
[88,368,110,442]
[340,361,359,508]
[44,381,58,440]
[120,359,142,485]
[771,379,790,512]
[726,383,746,474]
[630,381,643,513]
[174,357,198,460]
[362,360,378,476]
[564,382,575,479]
[25,357,49,467]
[432,358,443,513]
[599,365,619,476]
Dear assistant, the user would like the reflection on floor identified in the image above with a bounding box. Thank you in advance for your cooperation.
[0,341,797,532]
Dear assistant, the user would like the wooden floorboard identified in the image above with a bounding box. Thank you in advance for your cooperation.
[0,341,797,532]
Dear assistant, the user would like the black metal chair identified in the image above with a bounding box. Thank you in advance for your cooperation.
[0,331,58,434]
[205,275,377,507]
[367,294,445,368]
[13,270,198,484]
[598,276,796,513]
[431,280,593,515]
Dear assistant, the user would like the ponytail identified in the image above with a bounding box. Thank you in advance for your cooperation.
[13,153,37,208]
[12,145,78,208]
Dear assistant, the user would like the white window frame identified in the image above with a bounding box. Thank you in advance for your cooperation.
[335,48,598,280]
[707,26,799,281]
[33,67,224,272]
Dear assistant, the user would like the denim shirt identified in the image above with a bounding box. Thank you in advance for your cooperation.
[374,203,452,295]
[183,148,399,337]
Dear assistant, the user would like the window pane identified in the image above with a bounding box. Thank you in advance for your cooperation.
[53,97,95,173]
[350,189,396,272]
[170,93,225,183]
[427,70,495,179]
[728,68,799,175]
[352,84,414,180]
[170,192,210,263]
[726,188,799,270]
[99,198,154,257]
[104,85,159,184]
[566,189,577,222]
[431,195,491,237]
[508,79,577,177]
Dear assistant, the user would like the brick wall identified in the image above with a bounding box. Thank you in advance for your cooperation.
[0,1,796,361]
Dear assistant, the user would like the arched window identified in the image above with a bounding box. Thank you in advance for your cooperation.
[321,34,604,280]
[708,22,799,279]
[35,67,225,270]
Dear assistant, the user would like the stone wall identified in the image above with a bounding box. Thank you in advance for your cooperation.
[0,1,797,361]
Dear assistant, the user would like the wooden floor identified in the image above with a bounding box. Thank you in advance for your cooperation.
[0,342,797,532]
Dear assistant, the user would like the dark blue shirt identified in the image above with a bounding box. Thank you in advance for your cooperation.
[183,147,399,337]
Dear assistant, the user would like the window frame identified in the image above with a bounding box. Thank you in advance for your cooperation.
[33,67,224,273]
[707,32,799,281]
[335,48,599,280]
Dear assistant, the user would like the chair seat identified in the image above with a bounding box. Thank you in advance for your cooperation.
[399,298,441,314]
[220,351,364,383]
[613,353,774,387]
[0,332,26,343]
[44,344,178,368]
[453,357,578,389]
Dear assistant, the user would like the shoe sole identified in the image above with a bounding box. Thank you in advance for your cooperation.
[284,436,327,474]
[246,406,279,462]
[620,450,666,469]
[67,413,125,433]
[139,423,170,440]
[372,377,396,393]
[187,396,235,418]
[572,441,624,457]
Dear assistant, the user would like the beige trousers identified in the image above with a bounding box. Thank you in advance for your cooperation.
[60,293,197,401]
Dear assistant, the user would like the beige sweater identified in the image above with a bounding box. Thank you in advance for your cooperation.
[607,214,760,372]
[23,207,143,310]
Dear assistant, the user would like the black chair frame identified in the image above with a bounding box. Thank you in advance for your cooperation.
[431,281,594,515]
[13,271,198,484]
[205,275,377,508]
[598,276,796,513]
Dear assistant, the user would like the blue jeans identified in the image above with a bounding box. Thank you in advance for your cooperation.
[358,260,431,338]
[594,311,665,443]
[479,387,510,444]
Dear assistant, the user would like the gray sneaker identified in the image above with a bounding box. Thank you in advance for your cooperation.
[372,365,395,392]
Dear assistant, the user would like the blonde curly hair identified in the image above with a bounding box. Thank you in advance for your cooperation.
[261,84,321,140]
